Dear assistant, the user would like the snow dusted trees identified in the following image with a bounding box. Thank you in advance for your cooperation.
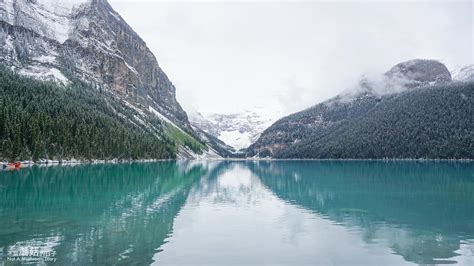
[0,67,177,162]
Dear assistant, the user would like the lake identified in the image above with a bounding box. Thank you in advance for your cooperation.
[0,161,473,265]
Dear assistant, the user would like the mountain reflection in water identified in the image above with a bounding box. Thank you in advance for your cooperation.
[0,161,473,265]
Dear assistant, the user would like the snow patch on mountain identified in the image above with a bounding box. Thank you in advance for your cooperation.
[218,130,252,150]
[36,0,90,12]
[18,65,69,84]
[32,55,57,64]
[189,107,281,150]
[149,106,186,135]
[453,65,474,82]
[338,59,454,103]
[0,0,229,159]
[0,0,91,43]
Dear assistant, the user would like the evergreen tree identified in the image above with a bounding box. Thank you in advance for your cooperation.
[0,66,178,161]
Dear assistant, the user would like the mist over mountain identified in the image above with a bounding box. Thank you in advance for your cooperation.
[0,1,472,161]
[0,2,473,266]
[248,59,473,159]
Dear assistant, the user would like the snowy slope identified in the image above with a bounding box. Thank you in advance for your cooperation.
[0,0,91,43]
[453,65,474,82]
[0,0,226,159]
[0,0,92,84]
[190,107,281,150]
[1,0,192,130]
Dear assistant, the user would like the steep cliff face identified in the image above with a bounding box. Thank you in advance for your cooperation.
[0,0,231,158]
[0,0,190,131]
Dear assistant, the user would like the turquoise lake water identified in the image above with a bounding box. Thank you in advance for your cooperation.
[0,161,473,265]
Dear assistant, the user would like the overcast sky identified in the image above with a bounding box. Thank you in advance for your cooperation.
[108,0,473,116]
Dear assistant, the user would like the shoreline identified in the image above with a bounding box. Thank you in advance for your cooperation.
[237,158,474,162]
[1,157,472,169]
[1,158,176,169]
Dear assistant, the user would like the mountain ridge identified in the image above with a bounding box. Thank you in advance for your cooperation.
[0,0,230,159]
[189,108,280,151]
[0,0,194,127]
[247,59,473,159]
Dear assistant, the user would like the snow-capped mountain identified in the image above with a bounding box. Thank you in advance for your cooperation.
[0,0,228,158]
[189,108,281,150]
[453,65,474,82]
[1,0,91,43]
[0,0,191,129]
[248,59,473,159]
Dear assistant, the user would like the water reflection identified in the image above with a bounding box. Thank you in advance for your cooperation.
[249,161,474,265]
[0,161,473,265]
[0,162,210,265]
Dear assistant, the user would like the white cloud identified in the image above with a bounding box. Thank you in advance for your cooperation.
[109,0,473,117]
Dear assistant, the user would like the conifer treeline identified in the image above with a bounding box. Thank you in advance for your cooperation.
[0,67,177,162]
[277,82,474,159]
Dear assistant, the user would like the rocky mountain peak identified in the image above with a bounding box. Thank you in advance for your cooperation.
[385,59,451,84]
[0,0,192,131]
[0,0,92,43]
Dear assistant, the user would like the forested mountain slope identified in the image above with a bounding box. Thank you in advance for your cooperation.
[0,0,189,129]
[0,67,208,161]
[248,60,473,159]
[278,82,473,159]
[0,0,232,158]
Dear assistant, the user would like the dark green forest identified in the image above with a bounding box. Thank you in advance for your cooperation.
[0,67,177,162]
[278,82,474,159]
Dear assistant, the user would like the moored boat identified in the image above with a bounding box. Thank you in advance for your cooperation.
[1,162,21,170]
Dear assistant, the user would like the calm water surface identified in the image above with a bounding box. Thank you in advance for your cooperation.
[0,161,473,265]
